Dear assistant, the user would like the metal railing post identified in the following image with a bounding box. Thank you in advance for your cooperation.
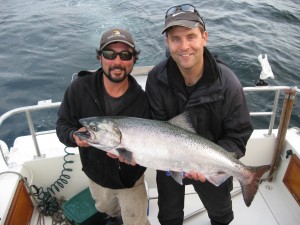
[25,110,42,158]
[268,88,297,181]
[267,90,280,136]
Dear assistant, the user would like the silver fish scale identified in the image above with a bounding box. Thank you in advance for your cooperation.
[111,117,247,179]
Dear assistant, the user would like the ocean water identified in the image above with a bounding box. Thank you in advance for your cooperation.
[0,0,299,147]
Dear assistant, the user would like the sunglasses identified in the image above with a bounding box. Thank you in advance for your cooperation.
[165,4,206,30]
[101,50,134,61]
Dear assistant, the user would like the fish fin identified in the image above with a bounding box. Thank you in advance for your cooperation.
[115,148,134,163]
[170,171,185,185]
[168,111,196,134]
[206,173,231,186]
[239,165,271,207]
[107,149,120,156]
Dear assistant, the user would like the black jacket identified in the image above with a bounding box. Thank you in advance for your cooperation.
[56,68,150,188]
[145,48,253,158]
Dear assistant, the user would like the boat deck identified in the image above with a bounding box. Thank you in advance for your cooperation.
[147,180,300,225]
[25,177,300,225]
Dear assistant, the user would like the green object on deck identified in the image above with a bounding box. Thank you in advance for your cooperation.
[62,187,107,225]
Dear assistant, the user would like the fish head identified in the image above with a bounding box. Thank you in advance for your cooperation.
[75,117,121,151]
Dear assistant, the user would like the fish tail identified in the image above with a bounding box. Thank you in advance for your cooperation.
[239,165,271,207]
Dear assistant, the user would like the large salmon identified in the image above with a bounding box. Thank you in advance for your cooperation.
[75,113,270,207]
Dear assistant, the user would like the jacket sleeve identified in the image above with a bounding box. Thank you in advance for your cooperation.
[217,66,253,158]
[145,66,169,120]
[56,83,81,147]
[136,91,151,119]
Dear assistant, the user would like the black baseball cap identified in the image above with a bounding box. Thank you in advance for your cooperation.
[162,5,205,34]
[99,28,135,50]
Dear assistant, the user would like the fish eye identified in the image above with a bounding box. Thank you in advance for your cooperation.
[90,126,99,132]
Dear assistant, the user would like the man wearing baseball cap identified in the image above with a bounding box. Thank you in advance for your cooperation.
[57,28,151,225]
[146,4,253,225]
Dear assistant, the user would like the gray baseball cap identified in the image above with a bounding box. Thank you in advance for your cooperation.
[99,28,135,50]
[162,11,205,34]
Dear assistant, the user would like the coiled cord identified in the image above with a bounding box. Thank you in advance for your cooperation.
[30,147,75,217]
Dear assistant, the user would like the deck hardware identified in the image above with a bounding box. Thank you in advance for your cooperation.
[285,150,293,159]
[265,184,273,190]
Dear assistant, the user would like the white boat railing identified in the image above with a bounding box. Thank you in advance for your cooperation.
[0,100,61,165]
[244,86,298,136]
[0,66,298,166]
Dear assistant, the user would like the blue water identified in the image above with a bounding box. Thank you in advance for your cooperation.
[0,0,300,147]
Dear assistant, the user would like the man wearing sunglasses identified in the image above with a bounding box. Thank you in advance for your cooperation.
[146,4,253,225]
[57,28,150,225]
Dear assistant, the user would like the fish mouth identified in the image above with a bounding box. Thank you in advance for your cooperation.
[74,130,89,139]
[73,130,97,144]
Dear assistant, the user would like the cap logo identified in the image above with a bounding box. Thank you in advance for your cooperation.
[112,30,121,36]
[107,30,126,39]
[172,11,185,17]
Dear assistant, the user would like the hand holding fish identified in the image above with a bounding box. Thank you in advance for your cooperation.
[73,127,90,147]
[185,170,206,182]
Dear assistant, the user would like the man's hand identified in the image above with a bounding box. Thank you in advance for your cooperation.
[185,170,206,182]
[107,152,137,166]
[73,127,90,147]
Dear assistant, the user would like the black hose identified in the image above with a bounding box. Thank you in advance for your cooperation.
[30,147,75,216]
